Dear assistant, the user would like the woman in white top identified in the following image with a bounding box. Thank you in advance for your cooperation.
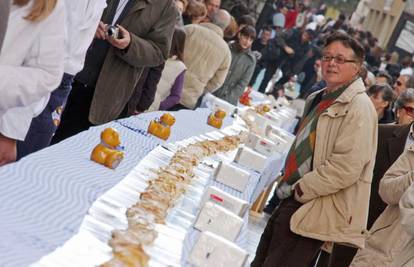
[0,0,65,166]
[148,27,187,111]
[16,0,106,159]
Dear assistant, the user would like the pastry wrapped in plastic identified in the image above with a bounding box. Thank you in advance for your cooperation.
[110,225,157,247]
[101,245,149,267]
[127,201,167,224]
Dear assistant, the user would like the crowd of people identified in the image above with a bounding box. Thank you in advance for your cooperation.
[2,0,414,266]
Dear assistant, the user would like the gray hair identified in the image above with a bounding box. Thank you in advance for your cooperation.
[367,83,395,107]
[210,9,231,30]
[406,75,414,88]
[395,88,414,110]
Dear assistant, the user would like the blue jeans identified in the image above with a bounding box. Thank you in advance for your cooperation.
[17,73,74,159]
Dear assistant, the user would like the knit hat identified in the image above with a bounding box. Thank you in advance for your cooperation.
[272,13,285,28]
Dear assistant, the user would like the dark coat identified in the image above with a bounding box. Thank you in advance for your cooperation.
[88,0,177,124]
[328,123,411,267]
[259,35,285,65]
[127,63,165,115]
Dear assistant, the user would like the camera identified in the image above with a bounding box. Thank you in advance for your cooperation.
[107,25,120,39]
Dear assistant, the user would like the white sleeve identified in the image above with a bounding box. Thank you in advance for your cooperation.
[0,1,65,113]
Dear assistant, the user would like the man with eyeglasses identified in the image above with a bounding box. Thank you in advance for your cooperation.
[252,32,377,267]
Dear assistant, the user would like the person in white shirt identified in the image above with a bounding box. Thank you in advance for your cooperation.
[16,0,106,159]
[0,0,65,166]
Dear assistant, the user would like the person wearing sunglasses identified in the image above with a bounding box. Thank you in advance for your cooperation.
[252,32,377,267]
[395,88,414,125]
[393,74,414,97]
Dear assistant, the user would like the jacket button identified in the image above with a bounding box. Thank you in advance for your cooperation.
[335,113,338,116]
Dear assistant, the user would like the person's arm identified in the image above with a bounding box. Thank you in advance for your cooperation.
[63,0,107,74]
[0,0,65,113]
[159,70,185,110]
[205,51,231,92]
[379,151,414,205]
[0,0,10,53]
[113,0,177,68]
[136,63,165,112]
[295,97,377,203]
[400,184,414,236]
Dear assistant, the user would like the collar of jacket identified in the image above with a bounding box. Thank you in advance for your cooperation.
[229,41,255,61]
[331,77,366,104]
[200,23,224,38]
[393,123,413,138]
[129,0,152,14]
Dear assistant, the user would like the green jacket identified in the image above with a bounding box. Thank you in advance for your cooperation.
[89,0,176,124]
[213,42,256,105]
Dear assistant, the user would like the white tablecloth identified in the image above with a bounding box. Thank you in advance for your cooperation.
[0,108,292,267]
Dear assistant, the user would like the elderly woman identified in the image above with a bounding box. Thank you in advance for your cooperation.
[395,88,414,125]
[252,32,377,266]
[350,147,414,267]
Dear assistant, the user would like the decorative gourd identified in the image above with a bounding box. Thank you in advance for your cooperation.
[101,127,121,148]
[207,109,226,129]
[207,114,223,129]
[91,128,124,169]
[214,109,226,119]
[148,113,176,140]
[160,113,176,126]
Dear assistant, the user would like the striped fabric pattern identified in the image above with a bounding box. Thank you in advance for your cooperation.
[282,85,348,185]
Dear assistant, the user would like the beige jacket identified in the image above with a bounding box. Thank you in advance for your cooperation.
[351,148,414,267]
[290,78,378,249]
[392,184,414,267]
[180,23,231,109]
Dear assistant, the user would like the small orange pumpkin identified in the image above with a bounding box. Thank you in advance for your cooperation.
[160,113,176,126]
[101,128,121,148]
[214,109,226,119]
[91,144,124,169]
[207,114,223,129]
[148,120,171,140]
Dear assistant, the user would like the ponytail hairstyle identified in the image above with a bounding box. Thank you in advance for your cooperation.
[13,0,57,22]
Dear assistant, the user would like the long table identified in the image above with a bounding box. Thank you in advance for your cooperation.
[0,108,291,267]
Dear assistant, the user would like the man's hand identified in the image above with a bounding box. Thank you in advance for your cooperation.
[95,21,107,40]
[284,46,294,55]
[0,134,16,166]
[107,25,131,50]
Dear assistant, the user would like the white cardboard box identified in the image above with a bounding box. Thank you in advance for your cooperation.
[194,201,243,242]
[201,186,249,217]
[188,231,248,267]
[214,161,251,192]
[245,132,284,156]
[234,146,267,173]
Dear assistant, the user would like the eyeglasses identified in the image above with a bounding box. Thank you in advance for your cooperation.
[321,55,357,64]
[402,106,414,116]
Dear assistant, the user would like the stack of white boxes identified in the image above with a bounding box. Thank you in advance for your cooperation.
[190,187,250,267]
